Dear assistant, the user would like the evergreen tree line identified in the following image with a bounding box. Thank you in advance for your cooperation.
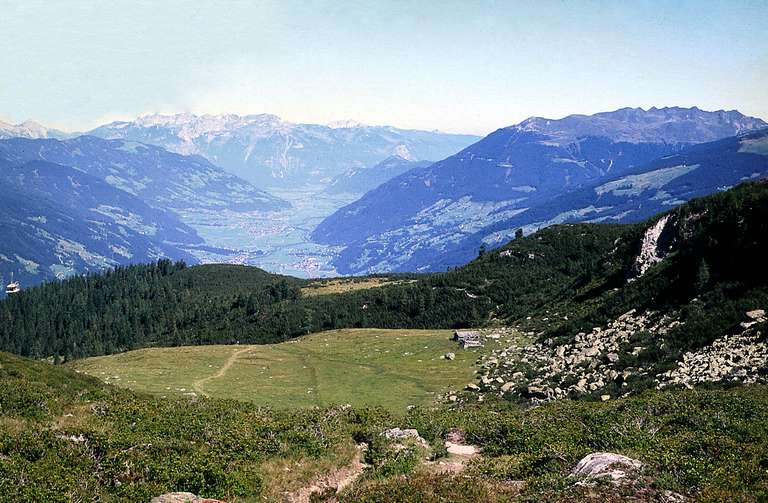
[0,222,626,361]
[1,181,766,362]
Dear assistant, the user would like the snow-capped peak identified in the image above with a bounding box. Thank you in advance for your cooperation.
[327,119,366,129]
[127,113,289,140]
[0,119,52,139]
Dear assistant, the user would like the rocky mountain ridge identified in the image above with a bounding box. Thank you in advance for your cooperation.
[513,106,766,144]
[0,119,70,140]
[88,113,480,188]
[314,111,768,274]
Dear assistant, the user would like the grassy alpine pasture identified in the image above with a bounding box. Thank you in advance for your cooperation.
[300,276,413,296]
[72,328,485,410]
[4,350,768,502]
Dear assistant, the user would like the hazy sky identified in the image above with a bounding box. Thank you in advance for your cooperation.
[1,0,766,134]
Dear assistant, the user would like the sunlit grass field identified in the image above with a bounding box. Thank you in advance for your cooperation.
[72,329,484,411]
[300,277,414,296]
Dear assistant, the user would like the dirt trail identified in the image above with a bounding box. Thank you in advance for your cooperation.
[284,444,367,503]
[192,347,251,398]
[425,432,482,475]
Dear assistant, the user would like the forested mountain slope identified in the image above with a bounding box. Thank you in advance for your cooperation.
[313,108,767,274]
[426,127,768,270]
[0,135,288,212]
[0,160,199,290]
[2,180,766,365]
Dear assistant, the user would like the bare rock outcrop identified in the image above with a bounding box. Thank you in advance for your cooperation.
[571,452,642,482]
[381,427,429,448]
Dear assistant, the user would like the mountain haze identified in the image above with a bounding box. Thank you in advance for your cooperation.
[327,155,432,194]
[88,113,480,188]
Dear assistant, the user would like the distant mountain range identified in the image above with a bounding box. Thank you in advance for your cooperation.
[326,155,432,194]
[0,135,292,290]
[2,106,767,285]
[0,119,70,140]
[87,114,480,188]
[313,107,768,274]
[0,116,475,287]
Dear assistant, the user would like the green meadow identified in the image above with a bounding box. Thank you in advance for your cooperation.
[72,329,490,411]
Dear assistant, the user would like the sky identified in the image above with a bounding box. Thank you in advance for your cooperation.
[1,0,766,135]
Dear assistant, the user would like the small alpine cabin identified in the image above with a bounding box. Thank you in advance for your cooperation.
[453,330,482,348]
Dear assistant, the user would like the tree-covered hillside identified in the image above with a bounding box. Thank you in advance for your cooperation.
[1,181,767,363]
[0,159,201,290]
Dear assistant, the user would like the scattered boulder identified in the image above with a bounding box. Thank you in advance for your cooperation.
[381,428,427,444]
[382,427,419,441]
[662,490,689,502]
[381,428,428,448]
[571,452,642,482]
[445,441,480,456]
[583,347,600,358]
[657,327,768,389]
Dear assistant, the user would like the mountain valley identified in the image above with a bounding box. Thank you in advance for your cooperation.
[87,113,480,189]
[2,179,767,501]
[2,107,768,503]
[5,3,768,501]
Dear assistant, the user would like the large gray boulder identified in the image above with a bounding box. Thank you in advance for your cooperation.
[571,452,642,482]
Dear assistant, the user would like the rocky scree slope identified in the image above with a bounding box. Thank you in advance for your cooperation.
[463,180,768,404]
